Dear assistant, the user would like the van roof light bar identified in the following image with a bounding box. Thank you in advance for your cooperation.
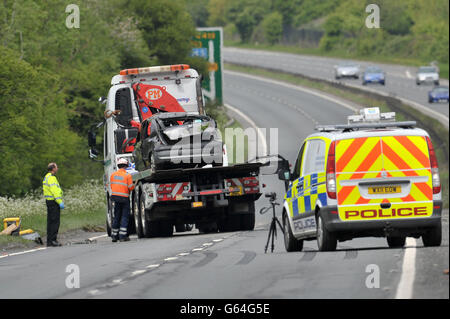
[316,121,417,132]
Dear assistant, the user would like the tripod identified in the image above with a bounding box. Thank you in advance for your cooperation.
[260,192,284,253]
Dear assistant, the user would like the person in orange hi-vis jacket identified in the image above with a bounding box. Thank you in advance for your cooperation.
[110,158,135,242]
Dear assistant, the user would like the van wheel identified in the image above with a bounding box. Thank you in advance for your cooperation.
[283,212,303,252]
[316,213,337,251]
[387,236,406,248]
[422,222,442,247]
[134,191,144,238]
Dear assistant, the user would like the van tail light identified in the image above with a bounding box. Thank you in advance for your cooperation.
[326,141,337,199]
[426,137,441,194]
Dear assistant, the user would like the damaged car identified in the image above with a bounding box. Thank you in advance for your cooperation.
[134,112,225,171]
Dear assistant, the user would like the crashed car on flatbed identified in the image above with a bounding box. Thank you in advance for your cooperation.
[134,112,224,171]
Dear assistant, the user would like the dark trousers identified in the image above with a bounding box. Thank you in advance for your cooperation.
[46,200,60,244]
[111,196,130,239]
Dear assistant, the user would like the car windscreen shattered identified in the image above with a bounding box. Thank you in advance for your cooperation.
[159,116,218,141]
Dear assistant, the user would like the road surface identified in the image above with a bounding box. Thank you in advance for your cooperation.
[224,47,449,127]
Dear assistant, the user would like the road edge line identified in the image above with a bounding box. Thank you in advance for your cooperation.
[395,237,417,299]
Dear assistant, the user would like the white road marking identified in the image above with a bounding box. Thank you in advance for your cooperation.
[192,248,204,251]
[88,234,108,241]
[405,70,413,79]
[131,270,147,276]
[146,264,160,269]
[0,247,47,259]
[164,257,178,261]
[212,239,223,242]
[89,289,101,295]
[202,243,213,247]
[177,252,190,256]
[395,238,417,299]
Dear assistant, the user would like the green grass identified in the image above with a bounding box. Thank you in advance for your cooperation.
[225,41,449,80]
[225,62,449,208]
[0,209,106,248]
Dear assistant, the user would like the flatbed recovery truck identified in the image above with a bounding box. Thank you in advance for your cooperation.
[88,64,263,237]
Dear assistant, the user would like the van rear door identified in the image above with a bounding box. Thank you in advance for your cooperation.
[335,135,433,221]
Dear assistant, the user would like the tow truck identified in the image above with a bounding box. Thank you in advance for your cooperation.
[88,64,265,237]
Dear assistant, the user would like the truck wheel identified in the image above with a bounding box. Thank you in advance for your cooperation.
[158,221,174,237]
[241,213,255,231]
[140,195,153,238]
[134,191,144,238]
[283,212,303,252]
[422,222,442,247]
[316,213,337,251]
[387,236,406,248]
[128,196,136,235]
[218,215,240,232]
[106,196,114,237]
[240,202,255,231]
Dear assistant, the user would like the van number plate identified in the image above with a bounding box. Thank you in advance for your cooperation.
[368,186,401,194]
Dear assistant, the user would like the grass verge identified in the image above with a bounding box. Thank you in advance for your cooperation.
[225,62,449,208]
[0,209,105,248]
[225,41,449,80]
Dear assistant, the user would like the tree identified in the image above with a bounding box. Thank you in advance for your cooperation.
[129,0,196,65]
[0,47,90,196]
[262,12,283,44]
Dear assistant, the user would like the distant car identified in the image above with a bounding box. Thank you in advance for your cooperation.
[136,112,224,171]
[362,66,386,85]
[428,86,449,103]
[334,62,360,79]
[416,66,439,85]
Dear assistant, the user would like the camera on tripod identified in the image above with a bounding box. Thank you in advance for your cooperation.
[260,192,284,253]
[265,192,277,202]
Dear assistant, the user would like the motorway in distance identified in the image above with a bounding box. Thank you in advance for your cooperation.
[223,47,450,121]
[0,70,448,299]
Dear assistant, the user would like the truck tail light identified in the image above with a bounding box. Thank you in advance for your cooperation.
[243,177,259,194]
[326,141,337,199]
[426,137,441,194]
[157,184,173,194]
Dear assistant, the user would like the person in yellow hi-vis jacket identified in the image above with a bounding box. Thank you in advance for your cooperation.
[43,163,64,247]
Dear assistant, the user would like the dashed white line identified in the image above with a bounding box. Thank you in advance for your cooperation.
[164,257,178,261]
[131,270,147,276]
[192,247,204,252]
[177,252,190,256]
[202,243,213,247]
[146,264,160,269]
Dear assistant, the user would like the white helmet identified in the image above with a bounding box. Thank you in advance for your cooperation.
[117,158,128,166]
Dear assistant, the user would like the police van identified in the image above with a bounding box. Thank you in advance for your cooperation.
[280,107,443,251]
